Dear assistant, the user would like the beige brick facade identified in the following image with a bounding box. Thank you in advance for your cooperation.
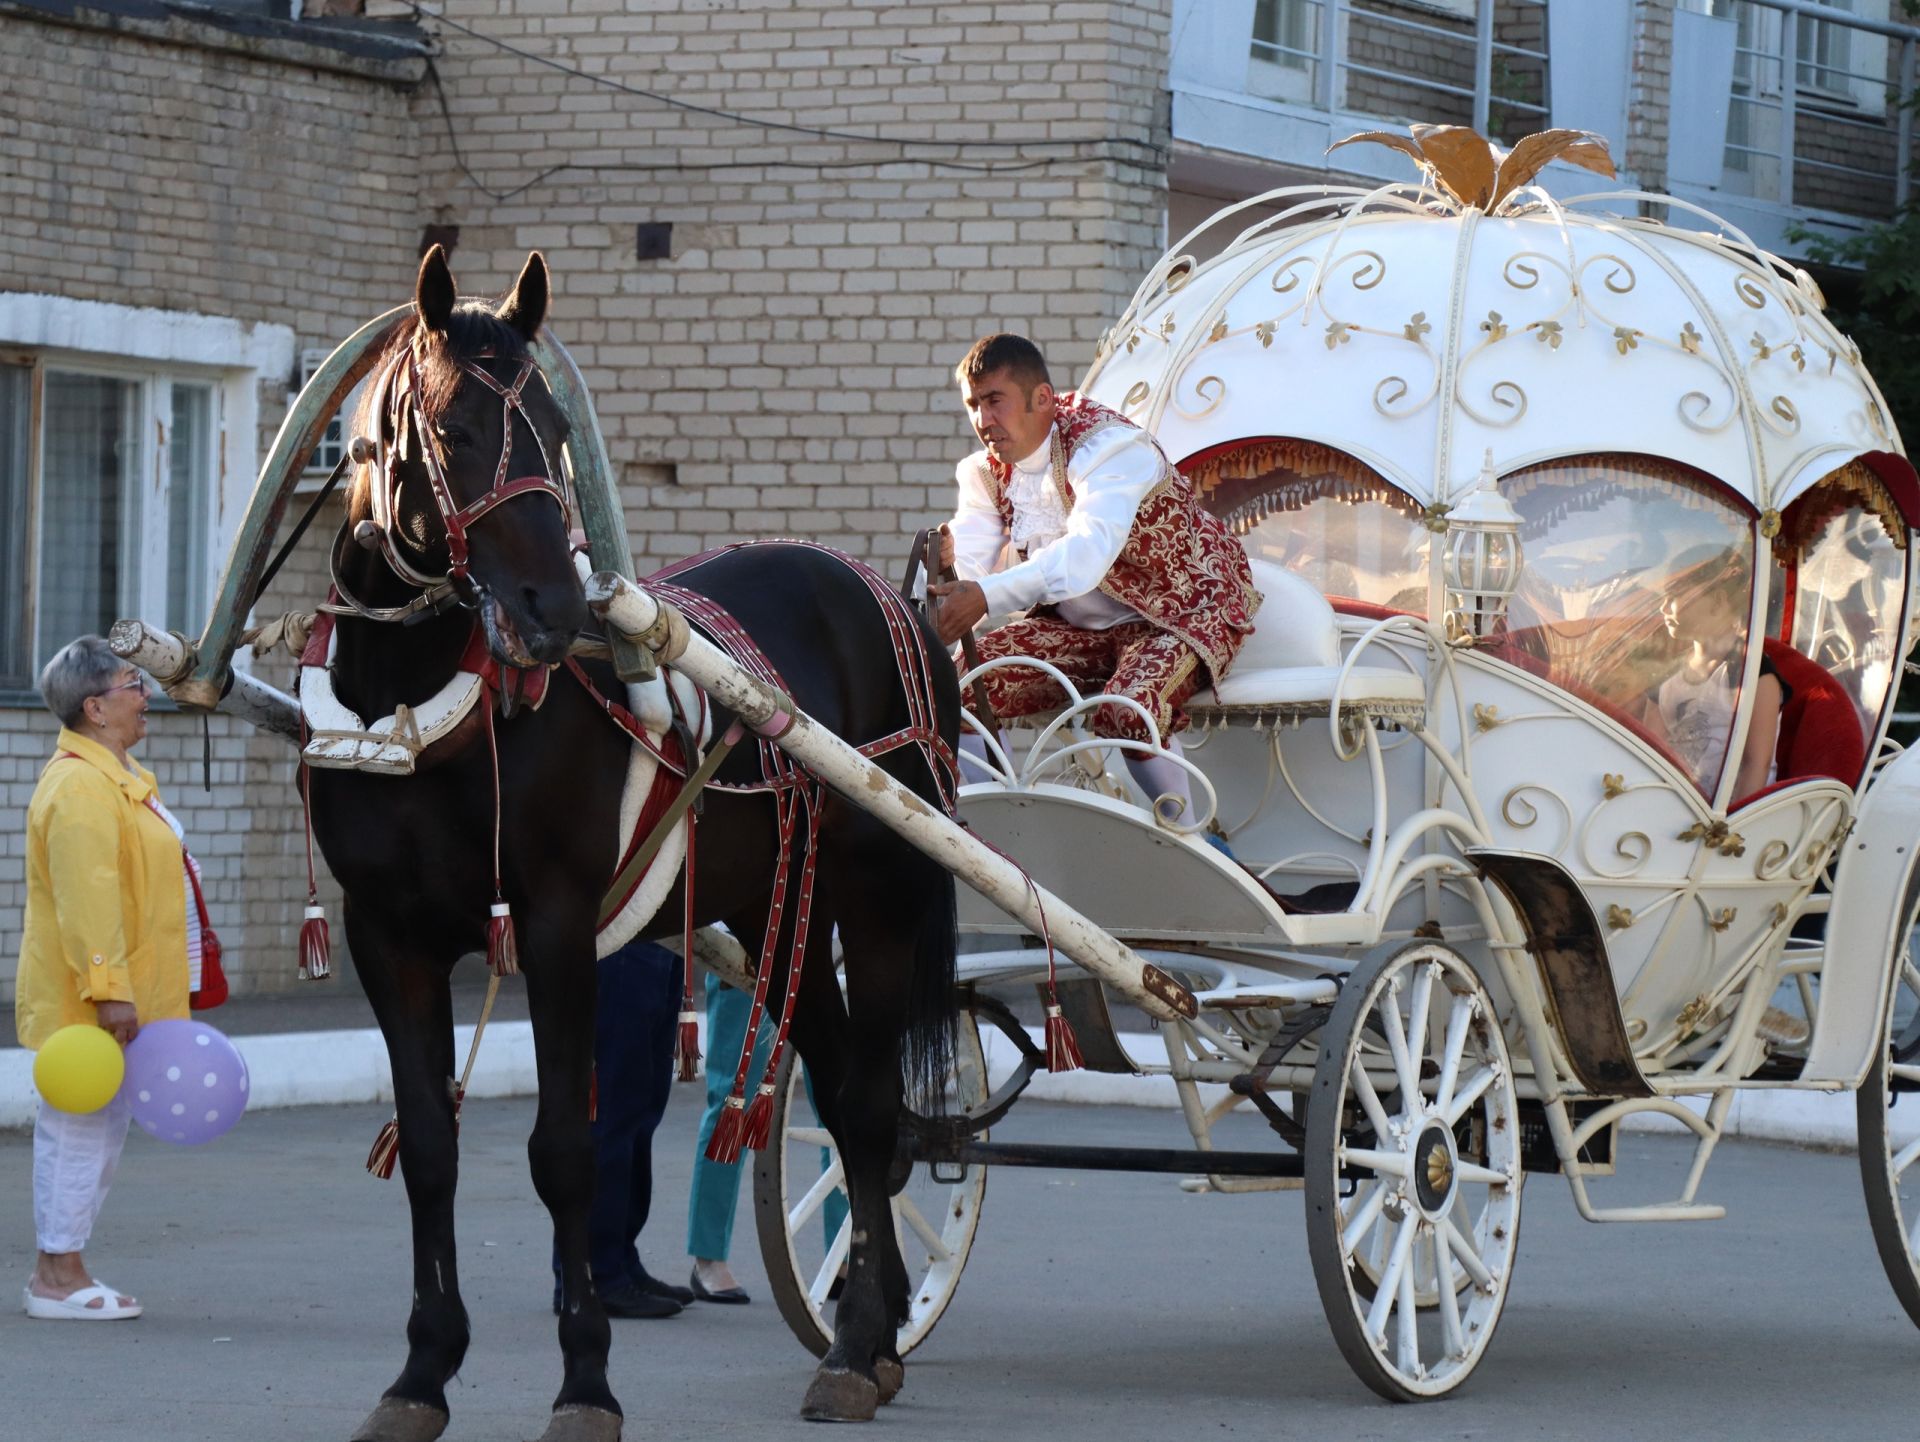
[0,0,1173,1000]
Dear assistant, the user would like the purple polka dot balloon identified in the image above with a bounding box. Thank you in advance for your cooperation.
[122,1019,249,1146]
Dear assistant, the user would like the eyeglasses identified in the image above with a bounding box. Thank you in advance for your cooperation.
[100,676,151,698]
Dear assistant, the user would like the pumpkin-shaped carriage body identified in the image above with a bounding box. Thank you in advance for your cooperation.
[914,133,1920,1400]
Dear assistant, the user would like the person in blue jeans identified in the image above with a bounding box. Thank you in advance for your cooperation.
[687,972,847,1302]
[552,937,694,1319]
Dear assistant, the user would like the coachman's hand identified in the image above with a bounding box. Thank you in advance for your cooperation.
[929,579,988,645]
[936,524,956,573]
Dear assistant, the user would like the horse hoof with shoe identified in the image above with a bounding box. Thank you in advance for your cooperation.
[800,1367,882,1423]
[537,1404,624,1442]
[348,1397,449,1442]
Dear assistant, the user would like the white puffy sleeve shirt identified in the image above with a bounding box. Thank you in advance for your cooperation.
[947,424,1163,619]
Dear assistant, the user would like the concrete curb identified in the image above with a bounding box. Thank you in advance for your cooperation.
[5,1023,1910,1156]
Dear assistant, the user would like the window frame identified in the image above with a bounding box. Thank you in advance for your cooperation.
[0,293,294,702]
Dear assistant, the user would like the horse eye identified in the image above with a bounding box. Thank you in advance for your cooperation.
[437,425,473,451]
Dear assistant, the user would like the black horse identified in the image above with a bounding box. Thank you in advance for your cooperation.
[307,247,959,1442]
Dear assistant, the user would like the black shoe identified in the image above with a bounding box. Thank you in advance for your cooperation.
[689,1267,751,1305]
[601,1276,684,1319]
[634,1268,695,1306]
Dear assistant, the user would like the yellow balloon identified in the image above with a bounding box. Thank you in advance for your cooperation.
[33,1024,126,1115]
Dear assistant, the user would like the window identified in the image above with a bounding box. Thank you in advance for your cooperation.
[1487,456,1758,798]
[297,346,369,483]
[0,358,226,688]
[1249,0,1320,103]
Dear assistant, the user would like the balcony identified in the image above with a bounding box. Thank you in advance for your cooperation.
[1671,0,1918,234]
[1169,0,1916,255]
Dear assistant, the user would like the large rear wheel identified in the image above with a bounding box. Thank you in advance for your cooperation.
[1304,944,1522,1401]
[1858,879,1920,1327]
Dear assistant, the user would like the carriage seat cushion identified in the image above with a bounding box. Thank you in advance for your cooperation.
[1187,559,1424,714]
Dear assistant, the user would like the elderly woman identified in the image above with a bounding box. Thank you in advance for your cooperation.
[16,637,196,1321]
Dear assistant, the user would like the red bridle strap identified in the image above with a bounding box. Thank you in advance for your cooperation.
[389,349,572,580]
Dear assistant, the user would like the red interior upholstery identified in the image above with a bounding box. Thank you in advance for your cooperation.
[1760,637,1867,791]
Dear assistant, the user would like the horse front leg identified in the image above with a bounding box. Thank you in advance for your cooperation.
[348,914,467,1442]
[522,911,623,1442]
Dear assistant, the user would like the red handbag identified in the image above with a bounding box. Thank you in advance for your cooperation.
[185,856,228,1010]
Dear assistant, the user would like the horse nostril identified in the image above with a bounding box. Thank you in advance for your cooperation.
[520,587,547,627]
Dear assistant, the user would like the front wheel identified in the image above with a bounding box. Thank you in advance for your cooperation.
[1858,879,1920,1327]
[1304,944,1523,1401]
[752,1011,990,1358]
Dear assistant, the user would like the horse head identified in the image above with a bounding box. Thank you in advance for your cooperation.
[349,245,586,669]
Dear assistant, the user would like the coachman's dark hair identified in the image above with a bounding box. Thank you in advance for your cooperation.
[954,333,1052,397]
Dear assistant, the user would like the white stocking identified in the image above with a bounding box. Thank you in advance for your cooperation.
[1125,737,1193,825]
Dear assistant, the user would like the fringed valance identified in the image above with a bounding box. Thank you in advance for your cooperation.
[1776,459,1908,561]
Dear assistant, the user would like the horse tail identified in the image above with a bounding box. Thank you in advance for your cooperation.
[901,843,959,1119]
[900,597,962,1119]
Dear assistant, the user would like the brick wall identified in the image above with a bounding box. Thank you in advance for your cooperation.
[0,5,422,999]
[0,0,1174,1001]
[391,0,1173,572]
[1628,0,1676,198]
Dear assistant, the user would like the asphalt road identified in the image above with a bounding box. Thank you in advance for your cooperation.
[2,1094,1917,1442]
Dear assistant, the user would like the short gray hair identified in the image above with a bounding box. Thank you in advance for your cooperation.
[39,636,130,729]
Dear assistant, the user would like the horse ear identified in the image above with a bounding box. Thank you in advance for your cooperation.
[415,245,457,332]
[500,252,550,341]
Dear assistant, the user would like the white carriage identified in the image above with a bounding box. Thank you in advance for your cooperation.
[751,131,1920,1401]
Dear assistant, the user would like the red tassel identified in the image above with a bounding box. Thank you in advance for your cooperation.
[1044,1002,1084,1074]
[299,904,332,981]
[486,901,519,977]
[587,1068,597,1124]
[705,1095,746,1164]
[366,1117,399,1180]
[675,1010,701,1083]
[741,1082,776,1152]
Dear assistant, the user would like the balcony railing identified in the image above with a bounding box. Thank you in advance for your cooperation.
[1247,0,1550,145]
[1703,0,1918,220]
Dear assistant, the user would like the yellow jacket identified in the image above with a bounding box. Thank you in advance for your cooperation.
[14,728,191,1050]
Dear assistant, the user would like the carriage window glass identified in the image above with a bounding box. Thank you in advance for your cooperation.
[37,372,139,670]
[1492,455,1757,797]
[0,362,31,687]
[1188,439,1431,615]
[1778,462,1909,735]
[166,384,216,635]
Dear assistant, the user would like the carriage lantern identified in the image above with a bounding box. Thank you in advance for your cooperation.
[1442,451,1523,643]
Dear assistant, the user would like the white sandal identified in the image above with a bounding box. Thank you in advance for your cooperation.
[22,1281,143,1320]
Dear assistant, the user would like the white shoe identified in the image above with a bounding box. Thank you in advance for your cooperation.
[23,1281,142,1320]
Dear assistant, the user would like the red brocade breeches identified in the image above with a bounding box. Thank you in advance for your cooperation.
[969,615,1205,743]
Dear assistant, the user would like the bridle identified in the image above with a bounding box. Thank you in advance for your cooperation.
[329,341,574,625]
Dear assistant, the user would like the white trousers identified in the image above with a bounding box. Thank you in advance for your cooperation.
[33,1093,131,1255]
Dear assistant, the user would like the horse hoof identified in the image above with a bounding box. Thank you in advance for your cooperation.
[536,1403,623,1442]
[874,1358,904,1406]
[800,1367,879,1423]
[349,1397,449,1442]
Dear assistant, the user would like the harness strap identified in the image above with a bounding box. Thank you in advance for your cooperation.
[594,718,746,931]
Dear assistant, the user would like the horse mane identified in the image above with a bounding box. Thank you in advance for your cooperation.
[347,302,530,524]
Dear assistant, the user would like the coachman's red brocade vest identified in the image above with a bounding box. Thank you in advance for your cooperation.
[983,393,1262,681]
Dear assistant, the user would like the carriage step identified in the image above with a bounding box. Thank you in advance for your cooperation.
[909,1139,1304,1179]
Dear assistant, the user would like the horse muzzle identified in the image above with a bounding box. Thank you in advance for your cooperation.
[481,592,570,669]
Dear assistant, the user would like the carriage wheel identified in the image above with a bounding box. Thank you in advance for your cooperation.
[1304,944,1523,1401]
[752,1011,989,1359]
[1858,880,1920,1328]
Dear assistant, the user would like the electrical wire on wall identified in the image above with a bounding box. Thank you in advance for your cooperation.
[409,4,1167,201]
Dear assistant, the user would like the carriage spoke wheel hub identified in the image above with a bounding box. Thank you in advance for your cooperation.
[1411,1123,1457,1217]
